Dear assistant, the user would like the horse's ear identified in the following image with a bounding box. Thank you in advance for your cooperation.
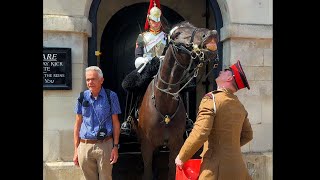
[212,30,219,43]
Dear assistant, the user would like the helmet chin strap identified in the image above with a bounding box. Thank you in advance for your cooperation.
[150,27,161,33]
[149,22,161,33]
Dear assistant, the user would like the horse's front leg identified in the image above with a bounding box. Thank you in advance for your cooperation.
[168,137,184,180]
[141,139,155,180]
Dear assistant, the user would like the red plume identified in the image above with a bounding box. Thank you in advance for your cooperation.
[144,0,161,30]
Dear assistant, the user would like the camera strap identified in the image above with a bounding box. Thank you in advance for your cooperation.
[91,89,112,128]
[78,89,112,112]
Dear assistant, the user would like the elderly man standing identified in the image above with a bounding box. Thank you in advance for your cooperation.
[73,66,121,180]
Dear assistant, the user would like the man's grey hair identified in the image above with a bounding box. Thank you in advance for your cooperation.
[85,66,103,78]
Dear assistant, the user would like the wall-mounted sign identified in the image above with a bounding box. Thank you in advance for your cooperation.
[43,48,72,90]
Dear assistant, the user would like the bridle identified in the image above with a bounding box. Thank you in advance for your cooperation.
[154,26,219,100]
[150,25,219,146]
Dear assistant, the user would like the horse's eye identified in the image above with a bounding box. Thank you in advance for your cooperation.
[171,32,181,40]
[202,34,206,38]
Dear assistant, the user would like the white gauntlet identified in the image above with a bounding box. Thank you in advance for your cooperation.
[135,57,148,69]
[135,56,153,73]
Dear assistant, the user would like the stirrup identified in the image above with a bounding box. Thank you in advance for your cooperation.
[120,116,133,136]
[135,109,139,119]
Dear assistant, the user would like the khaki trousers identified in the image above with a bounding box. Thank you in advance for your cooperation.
[77,139,113,180]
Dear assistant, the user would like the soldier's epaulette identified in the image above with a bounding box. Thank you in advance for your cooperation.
[137,33,144,40]
[204,90,223,99]
[136,34,145,45]
[204,92,213,99]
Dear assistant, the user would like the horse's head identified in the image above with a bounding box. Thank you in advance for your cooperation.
[168,21,219,66]
[154,21,219,99]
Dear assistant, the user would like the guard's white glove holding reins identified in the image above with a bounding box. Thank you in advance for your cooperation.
[135,56,153,73]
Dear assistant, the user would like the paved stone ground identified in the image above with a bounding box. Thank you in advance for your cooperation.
[112,134,202,180]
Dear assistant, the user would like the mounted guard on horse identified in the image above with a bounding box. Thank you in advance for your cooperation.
[121,0,196,136]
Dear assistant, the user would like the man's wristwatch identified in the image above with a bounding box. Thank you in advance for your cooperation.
[113,144,120,149]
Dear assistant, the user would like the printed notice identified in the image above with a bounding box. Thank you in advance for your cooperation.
[43,48,72,90]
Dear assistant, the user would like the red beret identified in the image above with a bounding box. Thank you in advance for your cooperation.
[229,60,250,90]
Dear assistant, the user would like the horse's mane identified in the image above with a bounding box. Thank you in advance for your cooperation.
[172,21,196,29]
[169,21,197,40]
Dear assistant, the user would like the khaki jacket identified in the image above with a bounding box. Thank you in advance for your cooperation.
[178,89,253,180]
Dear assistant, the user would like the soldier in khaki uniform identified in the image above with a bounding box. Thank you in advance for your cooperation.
[175,60,253,180]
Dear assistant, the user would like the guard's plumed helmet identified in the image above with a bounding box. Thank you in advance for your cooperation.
[148,6,161,22]
[144,0,162,30]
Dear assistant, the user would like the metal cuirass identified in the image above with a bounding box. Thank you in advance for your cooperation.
[142,31,167,57]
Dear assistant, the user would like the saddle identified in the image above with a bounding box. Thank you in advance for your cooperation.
[121,59,159,136]
[121,56,195,135]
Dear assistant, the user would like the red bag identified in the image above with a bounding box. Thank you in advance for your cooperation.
[176,159,201,180]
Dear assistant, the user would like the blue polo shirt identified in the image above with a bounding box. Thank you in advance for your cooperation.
[74,88,121,139]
